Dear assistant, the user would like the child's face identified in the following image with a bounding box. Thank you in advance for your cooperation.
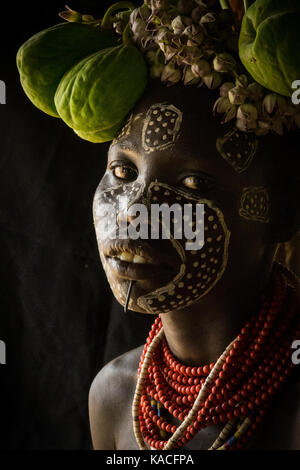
[93,84,272,314]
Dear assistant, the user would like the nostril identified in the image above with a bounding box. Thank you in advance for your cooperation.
[126,214,138,224]
[116,211,139,225]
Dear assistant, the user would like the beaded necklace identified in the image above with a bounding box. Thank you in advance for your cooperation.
[132,263,300,450]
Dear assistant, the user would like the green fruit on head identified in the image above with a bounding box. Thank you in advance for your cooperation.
[54,45,148,143]
[239,0,300,97]
[17,22,117,117]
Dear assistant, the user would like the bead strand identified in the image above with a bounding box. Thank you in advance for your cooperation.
[133,263,300,451]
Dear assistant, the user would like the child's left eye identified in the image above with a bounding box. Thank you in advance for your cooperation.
[182,176,200,190]
[181,175,212,191]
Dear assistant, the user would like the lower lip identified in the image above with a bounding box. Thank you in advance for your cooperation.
[105,256,173,281]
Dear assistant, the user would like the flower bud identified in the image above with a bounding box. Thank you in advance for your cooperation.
[263,94,277,114]
[224,105,238,123]
[184,25,204,45]
[161,61,181,84]
[183,66,201,85]
[131,17,148,40]
[236,118,257,132]
[139,4,151,20]
[191,60,211,78]
[177,45,202,65]
[220,82,234,97]
[214,96,233,114]
[59,6,82,23]
[236,104,258,122]
[203,71,222,89]
[213,97,237,122]
[200,12,216,24]
[228,86,248,105]
[213,53,236,74]
[113,10,131,34]
[171,16,185,35]
[235,74,248,88]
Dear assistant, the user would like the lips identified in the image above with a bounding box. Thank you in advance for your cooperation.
[110,250,158,265]
[103,239,178,280]
[106,256,172,280]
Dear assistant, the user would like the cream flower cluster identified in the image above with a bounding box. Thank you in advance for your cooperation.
[113,0,300,136]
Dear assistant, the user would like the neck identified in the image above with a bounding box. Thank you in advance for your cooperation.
[160,260,274,365]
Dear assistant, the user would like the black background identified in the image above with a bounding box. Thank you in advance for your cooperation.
[1,0,299,451]
[0,0,153,449]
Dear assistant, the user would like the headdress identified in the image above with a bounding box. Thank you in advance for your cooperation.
[17,0,300,143]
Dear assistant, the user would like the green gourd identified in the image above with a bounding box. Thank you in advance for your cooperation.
[239,0,300,97]
[17,22,117,117]
[54,44,148,143]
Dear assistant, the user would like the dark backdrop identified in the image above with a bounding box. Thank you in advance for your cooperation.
[1,0,299,451]
[0,0,153,449]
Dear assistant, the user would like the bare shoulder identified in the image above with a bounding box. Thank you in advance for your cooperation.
[88,345,143,450]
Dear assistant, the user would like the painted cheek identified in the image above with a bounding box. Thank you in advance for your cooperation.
[93,180,145,303]
[93,179,231,314]
[137,182,231,314]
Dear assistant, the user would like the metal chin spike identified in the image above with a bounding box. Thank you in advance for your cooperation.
[124,280,135,313]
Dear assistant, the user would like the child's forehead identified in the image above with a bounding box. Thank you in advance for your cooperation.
[108,84,264,186]
[112,102,184,153]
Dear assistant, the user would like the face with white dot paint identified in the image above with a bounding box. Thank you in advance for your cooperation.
[93,82,284,315]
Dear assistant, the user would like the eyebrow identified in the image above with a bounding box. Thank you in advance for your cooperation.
[111,139,138,153]
[108,142,140,163]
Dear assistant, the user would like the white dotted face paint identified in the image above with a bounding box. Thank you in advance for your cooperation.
[136,182,230,313]
[112,113,134,146]
[239,186,270,223]
[94,179,146,306]
[94,178,231,314]
[142,103,182,153]
[216,128,258,173]
[112,112,144,147]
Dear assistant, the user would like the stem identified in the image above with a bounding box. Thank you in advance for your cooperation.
[243,0,255,11]
[219,0,229,9]
[122,22,133,46]
[101,1,136,29]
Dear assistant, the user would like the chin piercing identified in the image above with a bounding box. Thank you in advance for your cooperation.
[124,279,135,313]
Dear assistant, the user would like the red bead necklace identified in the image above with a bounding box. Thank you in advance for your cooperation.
[132,263,300,450]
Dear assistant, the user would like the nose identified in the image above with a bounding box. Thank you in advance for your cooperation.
[116,211,139,225]
[115,177,153,227]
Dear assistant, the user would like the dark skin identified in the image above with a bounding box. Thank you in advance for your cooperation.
[89,83,300,450]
